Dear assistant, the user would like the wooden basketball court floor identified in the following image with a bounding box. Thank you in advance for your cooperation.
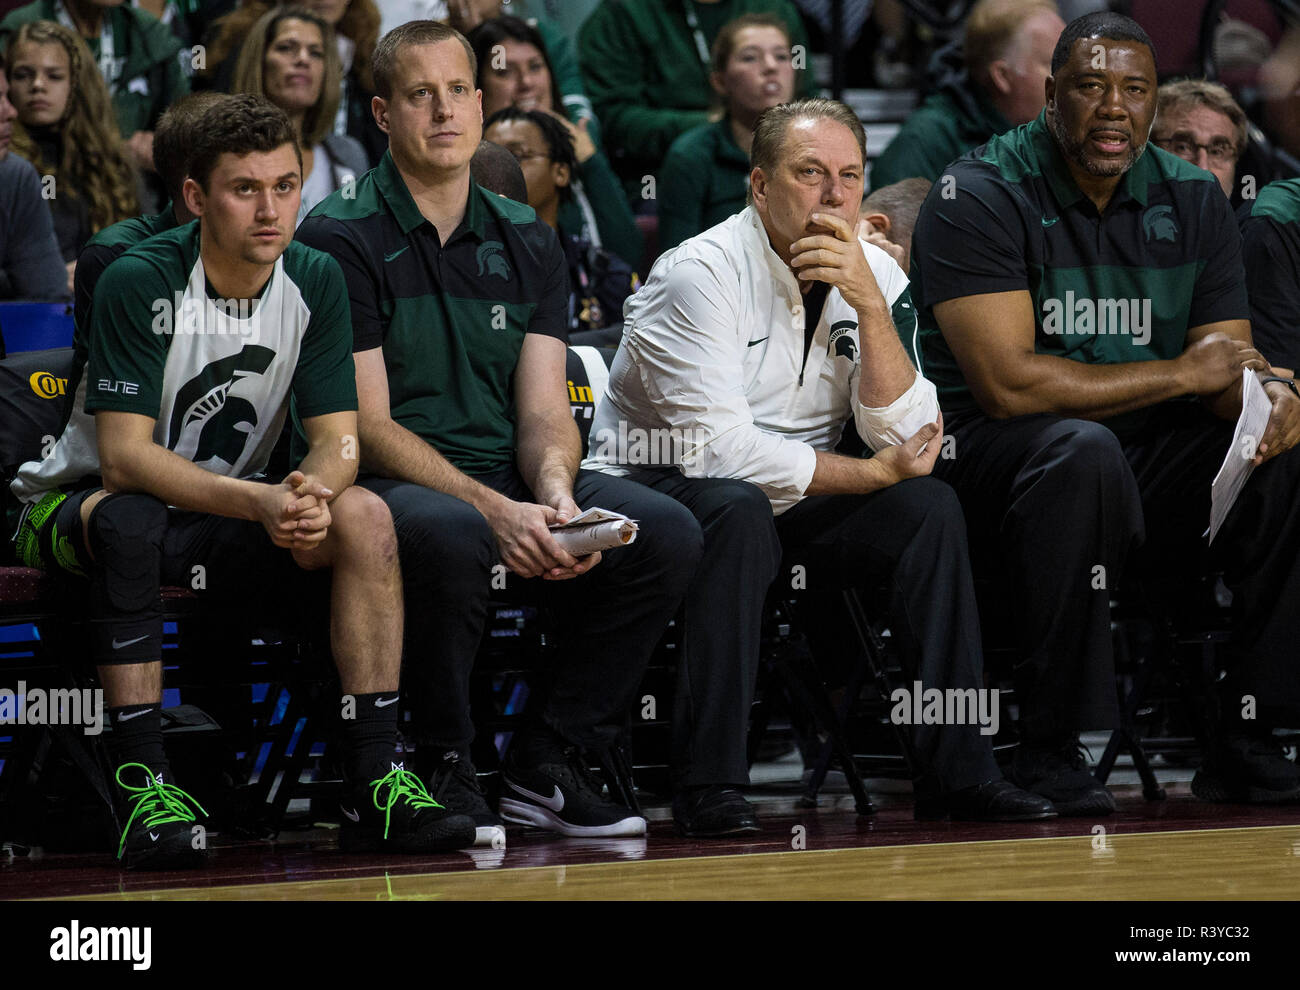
[6,780,1300,901]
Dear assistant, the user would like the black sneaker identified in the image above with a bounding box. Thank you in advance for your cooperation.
[340,763,477,853]
[1009,737,1116,816]
[499,744,646,838]
[1192,732,1300,803]
[115,762,209,871]
[429,751,506,848]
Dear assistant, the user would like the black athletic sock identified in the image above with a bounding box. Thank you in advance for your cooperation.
[108,704,170,785]
[339,691,401,787]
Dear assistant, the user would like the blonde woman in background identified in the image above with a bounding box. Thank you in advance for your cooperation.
[5,19,139,294]
[231,5,367,225]
[201,0,384,165]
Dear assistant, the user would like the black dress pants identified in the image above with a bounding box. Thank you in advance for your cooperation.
[363,467,702,755]
[935,401,1300,737]
[627,468,1001,793]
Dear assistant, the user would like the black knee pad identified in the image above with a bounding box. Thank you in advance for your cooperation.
[86,493,168,615]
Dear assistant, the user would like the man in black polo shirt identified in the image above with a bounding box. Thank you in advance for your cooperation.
[1240,178,1300,376]
[297,20,701,845]
[911,11,1300,811]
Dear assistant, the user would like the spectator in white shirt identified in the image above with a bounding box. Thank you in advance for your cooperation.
[381,0,446,37]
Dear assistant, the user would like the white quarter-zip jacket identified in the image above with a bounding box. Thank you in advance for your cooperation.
[583,205,940,514]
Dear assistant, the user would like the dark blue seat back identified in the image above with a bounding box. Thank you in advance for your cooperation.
[0,303,75,357]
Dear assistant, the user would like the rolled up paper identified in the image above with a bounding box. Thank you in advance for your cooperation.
[550,519,638,556]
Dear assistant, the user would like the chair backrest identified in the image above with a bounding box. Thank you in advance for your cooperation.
[0,347,76,482]
[1123,0,1283,81]
[0,303,75,358]
[565,345,617,450]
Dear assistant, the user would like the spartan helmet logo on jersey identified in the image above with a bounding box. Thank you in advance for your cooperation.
[1143,205,1179,243]
[476,241,511,280]
[827,320,859,362]
[167,345,277,468]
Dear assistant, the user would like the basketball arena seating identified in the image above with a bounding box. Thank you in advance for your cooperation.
[0,325,1239,851]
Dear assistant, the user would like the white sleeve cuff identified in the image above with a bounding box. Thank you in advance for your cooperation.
[854,372,941,451]
[790,438,818,498]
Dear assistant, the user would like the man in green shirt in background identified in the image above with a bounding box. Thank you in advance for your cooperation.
[1240,177,1300,376]
[870,0,1062,191]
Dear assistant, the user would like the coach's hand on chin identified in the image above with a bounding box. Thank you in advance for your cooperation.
[790,212,888,317]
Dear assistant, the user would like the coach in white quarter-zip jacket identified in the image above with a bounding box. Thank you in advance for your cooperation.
[586,98,1055,837]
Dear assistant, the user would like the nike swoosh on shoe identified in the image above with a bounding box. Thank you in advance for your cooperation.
[507,781,565,812]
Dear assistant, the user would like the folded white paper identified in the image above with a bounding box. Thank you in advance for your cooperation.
[1207,368,1272,543]
[549,507,639,556]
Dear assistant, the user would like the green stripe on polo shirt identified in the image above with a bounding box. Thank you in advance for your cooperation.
[1033,263,1204,362]
[385,296,538,473]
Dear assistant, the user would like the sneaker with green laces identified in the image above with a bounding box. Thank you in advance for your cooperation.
[115,763,209,870]
[339,763,476,853]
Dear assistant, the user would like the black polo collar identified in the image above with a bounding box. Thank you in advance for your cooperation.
[373,149,488,241]
[1030,111,1152,214]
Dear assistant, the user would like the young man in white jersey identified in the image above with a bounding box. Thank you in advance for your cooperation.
[10,95,476,868]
